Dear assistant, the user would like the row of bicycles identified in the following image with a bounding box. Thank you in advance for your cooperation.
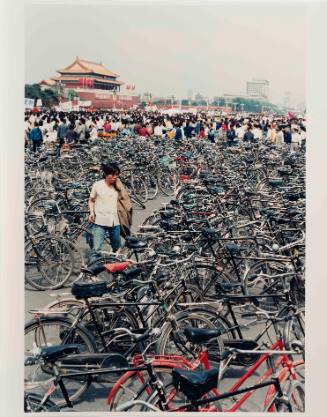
[24,135,305,412]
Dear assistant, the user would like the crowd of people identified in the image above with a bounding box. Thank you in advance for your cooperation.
[25,108,306,154]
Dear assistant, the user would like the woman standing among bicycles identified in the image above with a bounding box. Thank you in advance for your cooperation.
[88,162,133,263]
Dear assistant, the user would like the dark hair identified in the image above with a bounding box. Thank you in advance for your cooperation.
[102,162,120,178]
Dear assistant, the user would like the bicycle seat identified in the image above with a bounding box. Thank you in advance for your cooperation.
[40,345,80,363]
[225,243,246,254]
[202,227,219,237]
[284,192,305,201]
[159,220,181,231]
[71,281,108,299]
[277,167,292,175]
[184,327,224,344]
[182,203,197,211]
[270,216,291,224]
[207,186,224,195]
[172,368,219,400]
[170,199,180,206]
[159,209,177,219]
[104,262,130,273]
[125,237,148,250]
[259,208,276,217]
[181,232,193,242]
[122,267,143,280]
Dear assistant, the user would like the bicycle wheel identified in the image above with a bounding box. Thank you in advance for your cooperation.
[270,381,305,412]
[264,363,305,412]
[25,317,96,406]
[25,236,74,290]
[45,296,140,353]
[189,263,235,299]
[131,175,148,203]
[156,310,225,362]
[244,260,291,312]
[107,366,175,411]
[283,309,305,356]
[131,195,146,209]
[143,173,159,200]
[158,171,178,196]
[141,212,160,226]
[24,392,60,412]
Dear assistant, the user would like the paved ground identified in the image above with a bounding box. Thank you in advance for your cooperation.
[25,193,281,412]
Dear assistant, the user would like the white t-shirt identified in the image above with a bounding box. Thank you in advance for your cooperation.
[90,127,98,140]
[90,179,119,227]
[236,127,244,139]
[154,125,163,136]
[291,132,301,144]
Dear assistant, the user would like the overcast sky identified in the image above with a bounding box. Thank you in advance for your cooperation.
[25,2,306,105]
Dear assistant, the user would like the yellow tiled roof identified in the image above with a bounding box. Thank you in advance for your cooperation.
[57,57,119,78]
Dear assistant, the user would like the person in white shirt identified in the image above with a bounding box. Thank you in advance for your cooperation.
[154,124,163,137]
[252,124,263,141]
[275,126,284,148]
[29,114,36,127]
[291,128,301,152]
[235,124,245,140]
[88,163,132,263]
[90,125,98,141]
[96,118,104,130]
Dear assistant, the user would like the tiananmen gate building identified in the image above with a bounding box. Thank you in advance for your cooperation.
[40,57,139,110]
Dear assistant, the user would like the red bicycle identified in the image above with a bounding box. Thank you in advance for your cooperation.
[107,327,304,412]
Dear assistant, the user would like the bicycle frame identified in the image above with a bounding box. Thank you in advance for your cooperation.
[162,340,302,412]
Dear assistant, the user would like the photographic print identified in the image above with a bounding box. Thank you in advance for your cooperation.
[23,1,305,412]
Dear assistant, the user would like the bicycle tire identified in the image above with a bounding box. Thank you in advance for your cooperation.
[264,361,305,411]
[283,308,305,356]
[107,366,177,411]
[269,380,305,412]
[24,392,60,412]
[131,175,148,203]
[143,173,159,200]
[25,236,74,290]
[156,310,225,362]
[158,173,178,196]
[25,316,96,406]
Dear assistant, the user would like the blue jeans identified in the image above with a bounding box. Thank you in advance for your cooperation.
[89,224,121,264]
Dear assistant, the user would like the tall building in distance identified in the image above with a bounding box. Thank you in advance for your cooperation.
[283,91,292,109]
[246,78,269,99]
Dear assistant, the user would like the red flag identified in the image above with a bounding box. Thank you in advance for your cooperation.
[288,112,295,119]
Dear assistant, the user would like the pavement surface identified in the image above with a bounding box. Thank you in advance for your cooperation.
[25,192,288,412]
